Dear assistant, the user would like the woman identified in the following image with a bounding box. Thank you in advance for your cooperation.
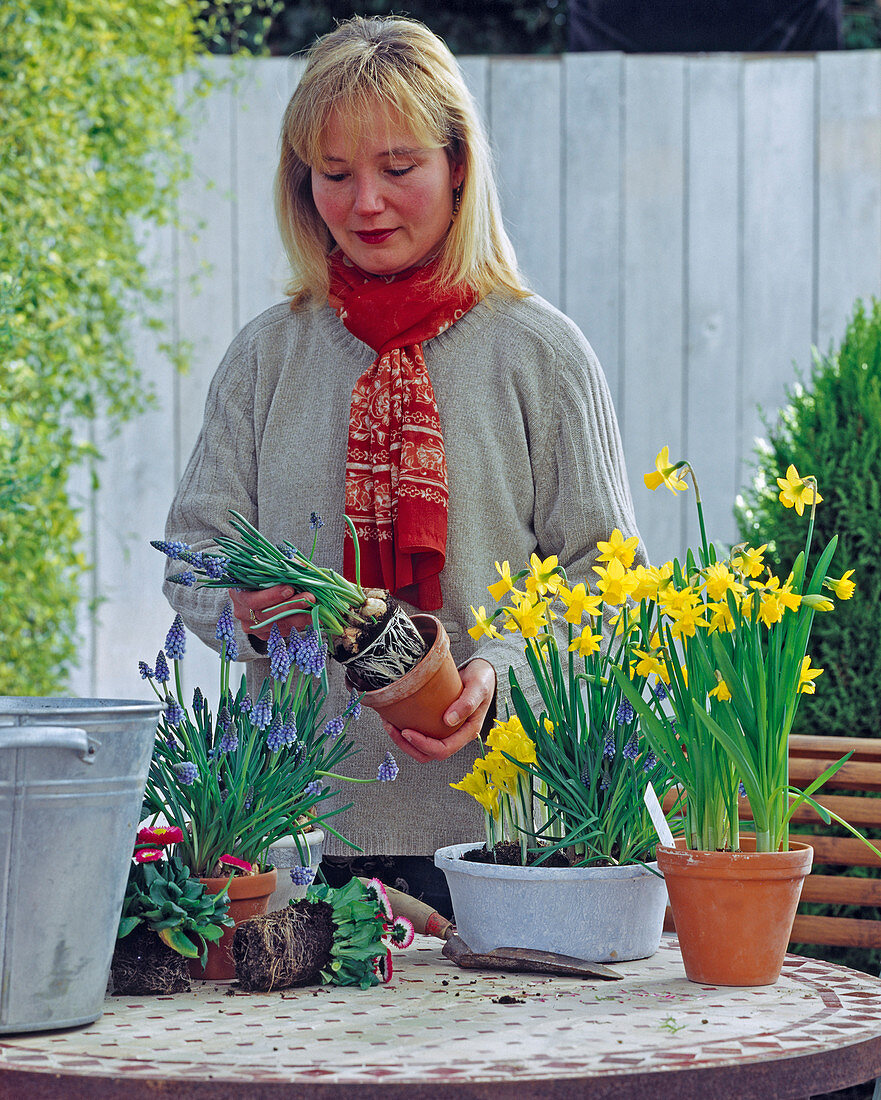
[163,14,644,908]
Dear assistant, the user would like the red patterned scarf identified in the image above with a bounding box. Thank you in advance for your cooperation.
[329,252,477,611]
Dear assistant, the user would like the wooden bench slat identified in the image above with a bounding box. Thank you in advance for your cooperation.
[789,759,881,792]
[790,914,881,950]
[790,834,881,867]
[790,735,881,763]
[800,875,881,906]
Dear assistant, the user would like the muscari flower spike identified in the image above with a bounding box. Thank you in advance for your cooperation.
[652,680,668,700]
[215,602,236,644]
[251,696,272,731]
[204,554,230,579]
[622,731,640,761]
[268,625,291,681]
[164,614,187,661]
[616,699,635,725]
[377,751,399,782]
[266,714,285,752]
[164,698,185,726]
[643,750,658,773]
[304,779,323,797]
[310,511,324,531]
[138,660,154,680]
[154,651,170,684]
[323,715,345,741]
[172,761,198,786]
[291,864,316,886]
[168,571,196,587]
[151,539,189,560]
[177,548,204,569]
[282,720,298,748]
[346,688,362,720]
[240,693,252,713]
[219,726,239,754]
[602,728,616,759]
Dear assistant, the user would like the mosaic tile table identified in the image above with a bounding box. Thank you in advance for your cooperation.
[2,934,881,1099]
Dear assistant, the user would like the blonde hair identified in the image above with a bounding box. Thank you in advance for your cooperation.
[275,15,528,306]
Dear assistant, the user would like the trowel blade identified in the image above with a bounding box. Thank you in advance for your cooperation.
[442,933,623,980]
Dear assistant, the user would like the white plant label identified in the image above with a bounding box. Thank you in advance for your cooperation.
[644,783,675,847]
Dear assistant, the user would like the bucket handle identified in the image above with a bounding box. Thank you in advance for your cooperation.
[0,725,98,764]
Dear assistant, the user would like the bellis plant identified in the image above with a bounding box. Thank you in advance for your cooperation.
[139,606,397,878]
[459,547,678,867]
[611,446,881,857]
[117,827,234,967]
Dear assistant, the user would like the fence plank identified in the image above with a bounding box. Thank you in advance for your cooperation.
[489,58,562,304]
[563,52,623,403]
[70,53,881,695]
[234,58,299,328]
[684,56,742,553]
[621,55,686,566]
[816,51,881,355]
[741,57,815,482]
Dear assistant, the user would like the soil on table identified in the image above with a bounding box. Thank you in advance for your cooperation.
[110,924,191,995]
[461,841,573,868]
[232,899,335,992]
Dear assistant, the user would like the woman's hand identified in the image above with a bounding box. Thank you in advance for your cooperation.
[384,658,496,762]
[230,586,316,642]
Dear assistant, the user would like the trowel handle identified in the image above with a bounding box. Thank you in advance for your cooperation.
[357,878,454,940]
[0,724,96,763]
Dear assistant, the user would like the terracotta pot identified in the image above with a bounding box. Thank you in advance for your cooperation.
[189,867,277,981]
[348,614,464,740]
[657,836,813,986]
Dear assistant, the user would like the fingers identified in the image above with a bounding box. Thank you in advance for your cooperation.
[229,586,315,640]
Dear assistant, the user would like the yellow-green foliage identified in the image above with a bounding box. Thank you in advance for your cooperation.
[0,1,206,694]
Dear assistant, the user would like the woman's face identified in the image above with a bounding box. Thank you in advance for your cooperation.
[311,104,464,276]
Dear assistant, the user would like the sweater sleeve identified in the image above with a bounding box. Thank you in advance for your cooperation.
[161,325,265,662]
[469,325,647,726]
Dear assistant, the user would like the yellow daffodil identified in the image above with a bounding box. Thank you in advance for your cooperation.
[611,605,639,637]
[503,597,549,639]
[629,563,664,603]
[706,601,736,634]
[483,749,521,796]
[630,647,670,683]
[488,560,516,602]
[592,557,637,606]
[777,464,823,516]
[644,446,688,494]
[703,562,745,602]
[568,627,603,657]
[468,605,503,641]
[801,593,835,612]
[708,676,732,702]
[826,569,856,600]
[524,553,563,597]
[595,528,639,569]
[450,768,500,816]
[797,655,823,694]
[667,602,710,639]
[732,544,768,579]
[557,582,602,623]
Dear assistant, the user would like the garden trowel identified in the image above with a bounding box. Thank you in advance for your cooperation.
[365,879,623,981]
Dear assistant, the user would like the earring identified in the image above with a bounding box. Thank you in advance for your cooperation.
[451,183,463,217]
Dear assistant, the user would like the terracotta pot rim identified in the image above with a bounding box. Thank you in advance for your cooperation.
[657,837,813,880]
[199,866,278,898]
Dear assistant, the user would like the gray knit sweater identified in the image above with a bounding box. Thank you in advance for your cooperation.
[163,291,645,856]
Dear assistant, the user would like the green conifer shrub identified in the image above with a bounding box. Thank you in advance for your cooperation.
[737,298,881,741]
[737,300,881,976]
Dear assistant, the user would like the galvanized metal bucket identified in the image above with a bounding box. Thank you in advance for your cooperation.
[0,697,161,1033]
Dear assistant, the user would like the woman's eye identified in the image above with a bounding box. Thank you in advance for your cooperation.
[322,172,348,182]
[387,166,415,177]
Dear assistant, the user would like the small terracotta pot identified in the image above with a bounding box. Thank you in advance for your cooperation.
[348,614,464,740]
[657,836,813,986]
[189,867,277,981]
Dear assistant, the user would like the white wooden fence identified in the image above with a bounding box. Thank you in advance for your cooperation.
[70,51,881,699]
